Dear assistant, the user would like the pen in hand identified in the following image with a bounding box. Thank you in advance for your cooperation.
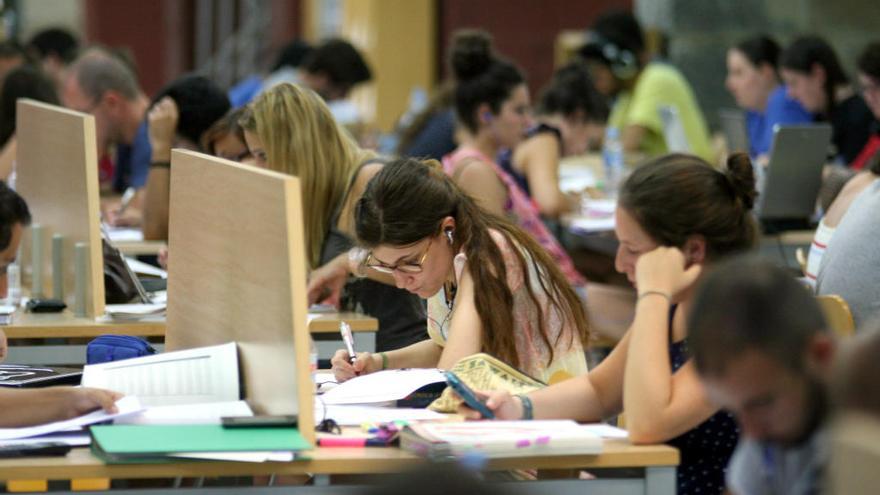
[340,321,356,365]
[117,187,136,216]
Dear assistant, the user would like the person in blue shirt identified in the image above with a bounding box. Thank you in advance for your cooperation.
[61,49,150,225]
[725,35,813,158]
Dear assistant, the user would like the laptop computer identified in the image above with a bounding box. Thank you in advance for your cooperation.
[719,108,749,154]
[756,124,832,232]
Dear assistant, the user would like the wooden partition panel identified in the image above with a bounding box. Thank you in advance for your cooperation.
[15,99,105,318]
[165,150,314,442]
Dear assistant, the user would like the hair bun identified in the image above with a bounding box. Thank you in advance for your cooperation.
[450,30,494,81]
[724,152,757,211]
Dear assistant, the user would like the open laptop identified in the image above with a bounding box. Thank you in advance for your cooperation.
[756,124,833,232]
[719,108,749,154]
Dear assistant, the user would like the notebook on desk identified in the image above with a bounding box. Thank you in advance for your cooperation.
[400,420,603,459]
[0,364,82,387]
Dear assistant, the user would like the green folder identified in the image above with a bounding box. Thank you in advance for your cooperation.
[90,425,311,463]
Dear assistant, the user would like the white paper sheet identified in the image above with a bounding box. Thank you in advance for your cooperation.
[116,400,253,425]
[168,451,297,462]
[105,303,167,321]
[106,227,144,242]
[320,368,446,405]
[0,431,91,447]
[125,257,167,279]
[316,403,445,425]
[81,343,240,407]
[0,396,143,440]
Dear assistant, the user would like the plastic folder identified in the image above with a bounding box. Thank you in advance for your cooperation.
[90,425,311,463]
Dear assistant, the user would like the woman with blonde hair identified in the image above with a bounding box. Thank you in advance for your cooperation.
[240,83,427,351]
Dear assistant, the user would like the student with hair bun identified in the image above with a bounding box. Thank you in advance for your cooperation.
[498,61,608,218]
[470,153,759,495]
[725,35,812,158]
[442,30,586,290]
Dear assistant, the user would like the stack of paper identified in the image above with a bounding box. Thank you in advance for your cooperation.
[569,199,617,234]
[0,396,143,443]
[400,420,603,459]
[104,303,167,321]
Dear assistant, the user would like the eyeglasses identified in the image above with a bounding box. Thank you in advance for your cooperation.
[365,237,434,274]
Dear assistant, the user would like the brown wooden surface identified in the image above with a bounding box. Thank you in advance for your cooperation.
[1,311,377,340]
[15,100,105,318]
[0,440,677,481]
[1,311,164,339]
[115,240,166,256]
[165,150,315,442]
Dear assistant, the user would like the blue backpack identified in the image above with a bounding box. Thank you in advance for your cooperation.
[87,335,156,364]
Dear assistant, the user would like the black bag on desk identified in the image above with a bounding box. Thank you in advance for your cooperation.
[102,238,140,303]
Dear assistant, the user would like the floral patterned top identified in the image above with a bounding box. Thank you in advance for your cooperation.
[426,229,588,384]
[442,147,586,289]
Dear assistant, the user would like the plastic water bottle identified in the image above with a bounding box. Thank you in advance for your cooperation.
[603,127,624,198]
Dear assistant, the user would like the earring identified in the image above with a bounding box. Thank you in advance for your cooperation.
[445,229,454,245]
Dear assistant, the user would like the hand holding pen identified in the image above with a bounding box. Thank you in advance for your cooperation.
[340,322,356,365]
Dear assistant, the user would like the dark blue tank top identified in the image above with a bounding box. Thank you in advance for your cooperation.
[667,305,740,495]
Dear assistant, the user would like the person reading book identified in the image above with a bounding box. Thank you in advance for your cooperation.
[328,158,589,386]
[0,182,122,427]
[465,153,759,495]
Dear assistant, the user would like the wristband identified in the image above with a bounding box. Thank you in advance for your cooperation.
[637,290,671,303]
[379,352,388,370]
[515,394,534,420]
[150,160,171,169]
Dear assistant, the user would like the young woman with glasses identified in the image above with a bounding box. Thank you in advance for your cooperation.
[328,157,590,384]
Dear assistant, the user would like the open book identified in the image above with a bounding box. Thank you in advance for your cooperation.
[80,342,239,407]
[430,353,545,413]
[401,420,603,459]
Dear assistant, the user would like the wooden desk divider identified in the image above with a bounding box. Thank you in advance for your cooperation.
[165,150,315,443]
[15,99,105,318]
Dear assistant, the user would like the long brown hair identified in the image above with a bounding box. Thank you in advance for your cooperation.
[355,158,589,368]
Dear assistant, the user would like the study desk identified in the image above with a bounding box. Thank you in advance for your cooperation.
[3,312,379,365]
[0,439,678,494]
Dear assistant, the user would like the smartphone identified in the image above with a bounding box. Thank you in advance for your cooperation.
[444,371,495,419]
[220,415,298,428]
